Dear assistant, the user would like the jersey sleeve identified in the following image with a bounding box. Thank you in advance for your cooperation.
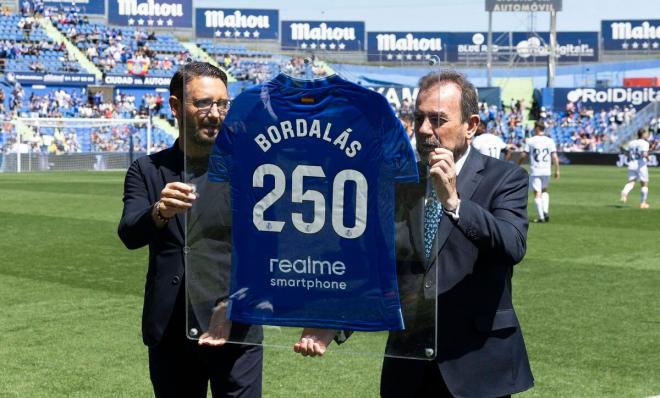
[379,96,419,182]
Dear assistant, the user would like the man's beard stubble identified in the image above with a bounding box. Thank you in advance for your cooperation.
[183,125,217,176]
[182,116,219,150]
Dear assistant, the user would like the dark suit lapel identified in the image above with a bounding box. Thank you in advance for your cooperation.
[429,211,454,268]
[456,148,484,202]
[427,148,484,269]
[158,146,185,244]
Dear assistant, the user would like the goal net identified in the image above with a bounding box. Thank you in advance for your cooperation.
[1,117,173,172]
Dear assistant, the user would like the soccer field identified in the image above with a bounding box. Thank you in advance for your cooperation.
[1,165,659,397]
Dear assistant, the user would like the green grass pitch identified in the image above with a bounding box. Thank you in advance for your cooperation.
[1,165,658,397]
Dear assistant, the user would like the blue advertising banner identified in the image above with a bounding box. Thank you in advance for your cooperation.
[43,0,105,15]
[6,71,96,86]
[195,8,279,40]
[369,31,598,64]
[545,87,660,112]
[281,21,365,51]
[371,85,501,109]
[601,20,660,51]
[103,74,171,87]
[507,32,598,63]
[367,32,448,63]
[108,0,192,28]
[445,32,510,63]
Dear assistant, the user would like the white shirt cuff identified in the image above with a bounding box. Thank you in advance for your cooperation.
[443,199,460,220]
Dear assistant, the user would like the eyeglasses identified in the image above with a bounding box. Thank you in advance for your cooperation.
[414,112,447,130]
[192,98,230,112]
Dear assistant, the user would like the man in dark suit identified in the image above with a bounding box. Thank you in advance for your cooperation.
[293,70,534,397]
[118,62,262,397]
[380,70,534,397]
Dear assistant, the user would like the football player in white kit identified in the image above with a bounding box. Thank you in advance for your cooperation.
[518,121,560,222]
[620,128,651,208]
[472,122,508,159]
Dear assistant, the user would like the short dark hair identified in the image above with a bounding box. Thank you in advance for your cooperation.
[638,128,648,138]
[417,70,478,123]
[169,62,228,100]
[535,120,546,131]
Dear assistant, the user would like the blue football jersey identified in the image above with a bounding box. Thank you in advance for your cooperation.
[208,73,418,331]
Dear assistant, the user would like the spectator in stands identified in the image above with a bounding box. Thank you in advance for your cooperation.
[20,0,31,16]
[400,97,413,119]
[29,59,45,72]
[118,61,263,398]
[99,55,115,72]
[134,28,148,47]
[62,52,80,72]
[32,0,44,17]
[650,117,659,137]
[65,24,77,40]
[161,57,173,71]
[18,17,34,40]
[222,53,232,70]
[154,94,164,114]
[86,45,98,60]
[12,83,24,102]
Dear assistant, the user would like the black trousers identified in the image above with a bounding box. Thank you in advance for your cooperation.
[148,289,263,398]
[381,356,510,398]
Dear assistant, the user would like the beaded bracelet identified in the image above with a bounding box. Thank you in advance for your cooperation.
[154,201,172,223]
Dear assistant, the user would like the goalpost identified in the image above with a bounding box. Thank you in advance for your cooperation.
[4,117,154,173]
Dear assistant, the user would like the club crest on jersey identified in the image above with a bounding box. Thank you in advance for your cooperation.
[254,119,362,158]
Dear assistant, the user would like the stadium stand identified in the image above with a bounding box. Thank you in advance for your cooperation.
[0,83,173,154]
[0,13,83,73]
[0,2,657,168]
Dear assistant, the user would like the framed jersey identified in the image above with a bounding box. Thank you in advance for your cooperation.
[184,72,437,359]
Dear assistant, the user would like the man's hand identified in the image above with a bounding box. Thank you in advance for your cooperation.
[293,328,336,357]
[158,182,197,219]
[429,147,459,211]
[198,299,232,347]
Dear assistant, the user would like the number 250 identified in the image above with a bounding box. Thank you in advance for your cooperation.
[252,164,367,239]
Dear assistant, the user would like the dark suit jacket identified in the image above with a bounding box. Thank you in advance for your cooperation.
[390,148,534,397]
[117,143,260,347]
[118,144,187,347]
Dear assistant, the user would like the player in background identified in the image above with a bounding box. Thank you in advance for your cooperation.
[620,128,651,208]
[471,121,508,159]
[518,121,560,223]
